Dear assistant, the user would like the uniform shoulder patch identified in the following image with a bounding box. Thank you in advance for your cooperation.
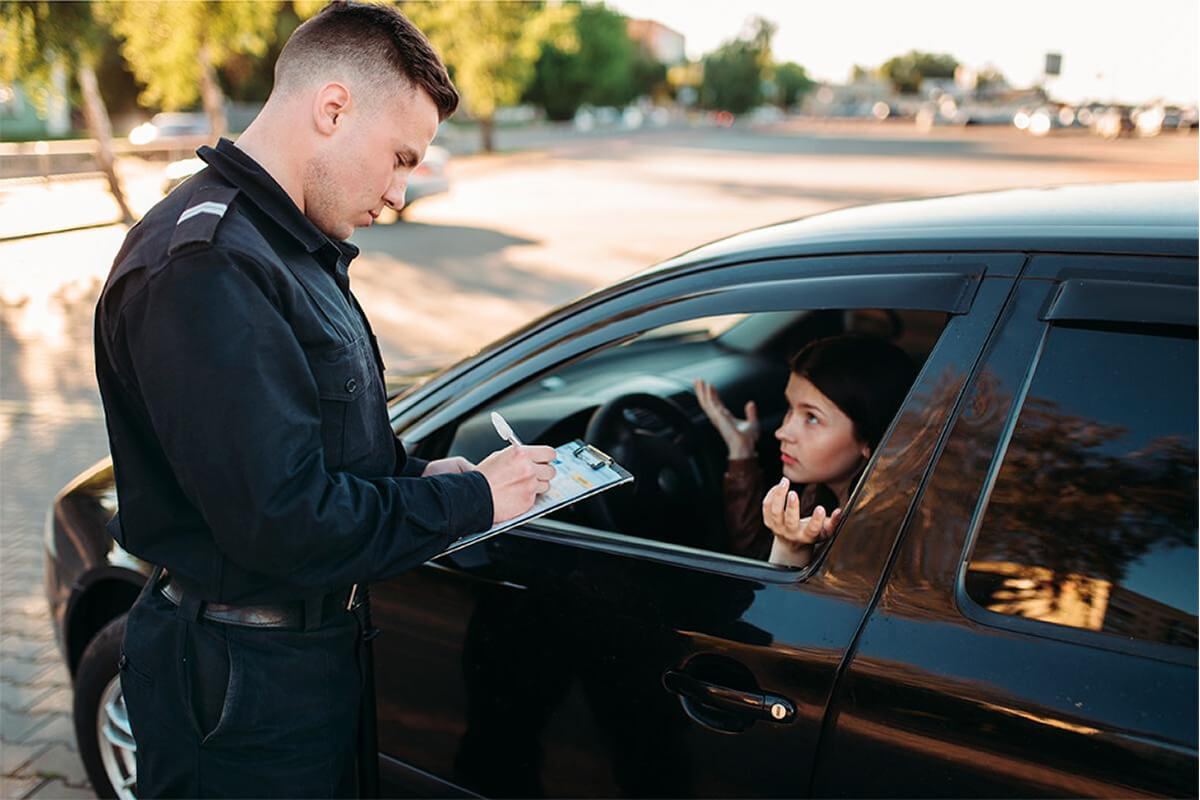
[167,184,240,255]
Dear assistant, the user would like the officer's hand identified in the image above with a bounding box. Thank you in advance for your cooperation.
[421,456,475,476]
[476,445,557,523]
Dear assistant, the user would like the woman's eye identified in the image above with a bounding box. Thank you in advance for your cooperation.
[806,413,819,425]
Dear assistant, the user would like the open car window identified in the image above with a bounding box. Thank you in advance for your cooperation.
[440,306,950,567]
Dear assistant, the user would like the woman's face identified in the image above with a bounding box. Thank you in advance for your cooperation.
[775,374,871,489]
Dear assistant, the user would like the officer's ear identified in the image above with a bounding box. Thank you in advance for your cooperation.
[313,82,351,136]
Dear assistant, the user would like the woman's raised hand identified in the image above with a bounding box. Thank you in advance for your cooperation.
[762,477,842,550]
[693,378,760,459]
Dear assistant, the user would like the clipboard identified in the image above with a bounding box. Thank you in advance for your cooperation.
[436,439,634,557]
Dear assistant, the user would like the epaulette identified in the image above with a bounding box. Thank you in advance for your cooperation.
[167,185,240,255]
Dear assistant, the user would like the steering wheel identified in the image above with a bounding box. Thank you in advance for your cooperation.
[584,392,724,550]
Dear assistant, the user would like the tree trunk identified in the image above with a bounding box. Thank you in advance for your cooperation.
[77,62,135,225]
[199,45,228,142]
[480,115,495,153]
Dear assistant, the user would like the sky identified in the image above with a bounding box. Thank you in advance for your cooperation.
[608,0,1199,105]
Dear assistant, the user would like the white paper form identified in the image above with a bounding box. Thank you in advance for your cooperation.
[436,439,633,557]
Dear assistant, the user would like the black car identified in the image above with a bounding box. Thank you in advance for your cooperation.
[45,181,1198,798]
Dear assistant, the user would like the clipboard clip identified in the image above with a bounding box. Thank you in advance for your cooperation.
[574,442,615,470]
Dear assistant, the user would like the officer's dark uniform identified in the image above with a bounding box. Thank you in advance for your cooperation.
[94,138,493,797]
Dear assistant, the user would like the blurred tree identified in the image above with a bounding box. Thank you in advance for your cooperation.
[850,64,874,82]
[1,1,134,222]
[879,50,958,95]
[525,3,637,122]
[98,1,281,140]
[631,49,669,102]
[404,1,577,151]
[699,17,775,114]
[974,65,1008,94]
[204,2,326,105]
[773,61,813,109]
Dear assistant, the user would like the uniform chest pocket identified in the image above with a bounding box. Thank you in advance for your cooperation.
[306,339,381,470]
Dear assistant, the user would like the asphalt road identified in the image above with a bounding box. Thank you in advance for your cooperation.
[0,119,1195,797]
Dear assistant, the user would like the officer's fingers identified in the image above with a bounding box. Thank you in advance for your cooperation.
[535,478,552,495]
[534,464,556,482]
[525,445,558,463]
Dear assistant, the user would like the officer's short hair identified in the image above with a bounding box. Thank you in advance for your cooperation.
[274,1,459,121]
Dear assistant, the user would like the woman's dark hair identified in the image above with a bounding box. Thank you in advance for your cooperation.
[275,1,459,120]
[788,335,917,451]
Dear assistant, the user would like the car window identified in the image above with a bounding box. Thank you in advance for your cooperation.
[965,323,1198,648]
[459,307,949,566]
[638,313,749,341]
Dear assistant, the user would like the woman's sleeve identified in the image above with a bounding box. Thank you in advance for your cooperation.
[723,459,772,561]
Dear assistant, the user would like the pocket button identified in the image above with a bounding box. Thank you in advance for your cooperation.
[344,378,358,394]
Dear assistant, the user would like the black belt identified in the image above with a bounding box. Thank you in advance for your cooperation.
[158,573,357,631]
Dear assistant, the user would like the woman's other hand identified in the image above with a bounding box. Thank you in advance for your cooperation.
[762,477,842,560]
[694,378,760,460]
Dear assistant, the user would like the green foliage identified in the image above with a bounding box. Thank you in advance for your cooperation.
[525,3,637,121]
[699,17,775,114]
[403,0,577,121]
[974,66,1008,92]
[1,1,106,108]
[220,5,309,103]
[97,0,281,110]
[631,49,668,101]
[879,50,958,95]
[773,61,813,108]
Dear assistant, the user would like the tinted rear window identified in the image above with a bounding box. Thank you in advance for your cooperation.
[966,323,1198,648]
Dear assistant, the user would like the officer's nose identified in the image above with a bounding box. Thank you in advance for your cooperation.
[383,177,407,212]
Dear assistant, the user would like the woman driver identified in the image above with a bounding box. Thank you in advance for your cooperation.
[694,335,916,567]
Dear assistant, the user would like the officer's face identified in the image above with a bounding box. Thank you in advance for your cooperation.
[304,83,439,240]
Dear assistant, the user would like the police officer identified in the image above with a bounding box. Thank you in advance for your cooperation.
[93,3,556,796]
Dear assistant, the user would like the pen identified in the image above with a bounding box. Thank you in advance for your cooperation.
[490,411,523,447]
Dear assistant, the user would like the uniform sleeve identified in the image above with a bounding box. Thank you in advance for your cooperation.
[116,249,493,588]
[393,436,428,477]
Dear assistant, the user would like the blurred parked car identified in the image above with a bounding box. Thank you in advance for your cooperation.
[129,112,210,145]
[1013,105,1066,136]
[47,182,1198,799]
[161,144,451,218]
[707,109,735,127]
[1094,106,1136,139]
[1133,104,1200,136]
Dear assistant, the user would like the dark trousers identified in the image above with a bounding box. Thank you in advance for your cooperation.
[120,582,363,798]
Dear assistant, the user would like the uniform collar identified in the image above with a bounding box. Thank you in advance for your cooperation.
[197,138,359,266]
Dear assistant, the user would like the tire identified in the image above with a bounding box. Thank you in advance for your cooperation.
[74,613,138,799]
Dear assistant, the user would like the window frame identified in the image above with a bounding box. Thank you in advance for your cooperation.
[956,272,1198,666]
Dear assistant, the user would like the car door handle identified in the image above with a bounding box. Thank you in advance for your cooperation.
[662,669,795,724]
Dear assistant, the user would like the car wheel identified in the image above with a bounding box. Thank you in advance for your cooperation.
[74,614,138,799]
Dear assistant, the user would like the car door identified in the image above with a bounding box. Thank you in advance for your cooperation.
[815,254,1198,797]
[370,253,1025,797]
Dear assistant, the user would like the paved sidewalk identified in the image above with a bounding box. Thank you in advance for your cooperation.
[2,403,108,798]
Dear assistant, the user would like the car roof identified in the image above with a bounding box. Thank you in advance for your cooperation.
[646,181,1199,274]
